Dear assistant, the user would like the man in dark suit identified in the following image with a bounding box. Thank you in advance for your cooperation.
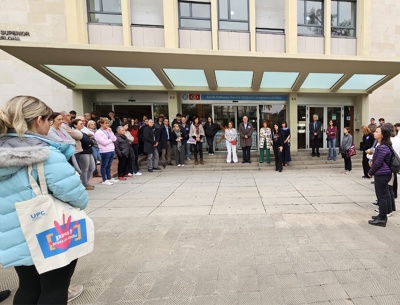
[309,114,322,157]
[159,118,173,168]
[239,116,253,163]
[142,119,160,172]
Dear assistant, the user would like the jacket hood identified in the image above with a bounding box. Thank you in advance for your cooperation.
[0,131,75,179]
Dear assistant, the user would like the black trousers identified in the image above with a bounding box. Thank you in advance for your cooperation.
[273,146,283,170]
[375,174,392,218]
[206,136,215,153]
[14,259,78,305]
[342,154,352,171]
[311,137,320,155]
[131,144,140,173]
[194,141,203,159]
[242,146,251,162]
[117,156,130,177]
[362,151,371,176]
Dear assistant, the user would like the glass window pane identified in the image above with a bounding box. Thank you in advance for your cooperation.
[261,72,299,89]
[182,104,212,124]
[230,0,248,21]
[215,70,253,88]
[192,3,210,18]
[331,28,355,37]
[180,18,211,29]
[88,0,101,11]
[297,0,305,24]
[298,25,323,35]
[301,73,343,89]
[163,69,208,86]
[219,0,228,19]
[331,1,338,26]
[306,1,323,25]
[339,1,355,27]
[179,2,190,17]
[45,65,113,86]
[219,20,248,31]
[106,67,163,86]
[102,0,121,12]
[89,13,122,24]
[340,74,386,90]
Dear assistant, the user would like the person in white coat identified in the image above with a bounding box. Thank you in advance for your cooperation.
[225,121,238,163]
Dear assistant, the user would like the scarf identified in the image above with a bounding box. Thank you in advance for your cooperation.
[174,130,182,151]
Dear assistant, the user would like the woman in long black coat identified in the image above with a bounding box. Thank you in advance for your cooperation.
[272,123,284,172]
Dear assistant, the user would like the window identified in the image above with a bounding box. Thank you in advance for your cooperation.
[255,0,285,34]
[298,0,323,36]
[131,0,164,26]
[218,0,249,31]
[87,0,122,24]
[331,0,356,37]
[179,1,211,29]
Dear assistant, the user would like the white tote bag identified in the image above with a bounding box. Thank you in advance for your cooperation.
[15,162,94,274]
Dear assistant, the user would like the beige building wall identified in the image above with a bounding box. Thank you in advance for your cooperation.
[368,1,400,124]
[0,0,73,111]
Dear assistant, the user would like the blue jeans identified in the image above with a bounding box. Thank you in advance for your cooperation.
[328,138,337,160]
[184,140,190,159]
[100,151,114,181]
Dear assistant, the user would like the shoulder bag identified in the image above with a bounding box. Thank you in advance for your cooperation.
[15,162,94,274]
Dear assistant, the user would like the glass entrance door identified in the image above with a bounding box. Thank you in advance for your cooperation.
[327,107,342,148]
[213,105,258,150]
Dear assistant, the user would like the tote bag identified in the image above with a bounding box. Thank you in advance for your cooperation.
[15,162,94,274]
[347,144,356,158]
[187,137,196,144]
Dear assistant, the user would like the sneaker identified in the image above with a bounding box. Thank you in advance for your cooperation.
[124,173,133,177]
[153,167,161,171]
[85,185,95,190]
[182,164,185,167]
[110,178,119,183]
[134,172,143,176]
[96,161,101,165]
[68,285,84,303]
[388,212,393,217]
[178,164,181,167]
[345,171,350,175]
[118,176,126,181]
[101,180,113,185]
[372,200,378,206]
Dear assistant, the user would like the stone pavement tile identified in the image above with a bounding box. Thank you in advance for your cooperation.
[297,190,341,197]
[237,277,258,292]
[352,297,378,304]
[219,180,256,187]
[373,295,400,305]
[88,207,155,217]
[306,196,354,204]
[150,206,211,216]
[302,285,331,303]
[293,261,331,274]
[264,204,317,214]
[215,192,261,198]
[341,281,386,299]
[105,199,164,207]
[88,199,113,208]
[281,287,308,304]
[312,203,366,213]
[142,299,167,305]
[217,186,259,193]
[273,262,295,275]
[260,288,285,305]
[325,258,365,271]
[190,295,217,305]
[237,291,263,305]
[262,197,311,205]
[216,279,238,293]
[214,292,239,305]
[258,191,303,198]
[210,205,265,215]
[322,283,350,300]
[193,280,217,296]
[328,300,355,305]
[161,198,215,207]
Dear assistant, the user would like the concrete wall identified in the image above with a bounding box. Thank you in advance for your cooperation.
[0,0,73,111]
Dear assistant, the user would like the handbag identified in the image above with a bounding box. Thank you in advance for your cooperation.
[15,162,94,274]
[187,137,196,144]
[347,144,356,158]
[231,140,237,145]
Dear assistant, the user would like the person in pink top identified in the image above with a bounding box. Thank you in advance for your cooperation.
[94,117,119,185]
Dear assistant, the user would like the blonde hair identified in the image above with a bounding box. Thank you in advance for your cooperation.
[98,117,110,125]
[0,96,52,137]
[87,120,97,129]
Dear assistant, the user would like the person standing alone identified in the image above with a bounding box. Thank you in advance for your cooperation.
[239,116,253,163]
[309,114,322,157]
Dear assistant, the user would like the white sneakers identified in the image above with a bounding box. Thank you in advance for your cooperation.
[134,172,142,176]
[68,285,83,303]
[101,180,113,185]
[110,178,119,183]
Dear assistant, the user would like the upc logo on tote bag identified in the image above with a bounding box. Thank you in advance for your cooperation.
[36,214,88,258]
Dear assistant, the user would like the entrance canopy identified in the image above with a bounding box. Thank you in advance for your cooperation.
[1,41,399,94]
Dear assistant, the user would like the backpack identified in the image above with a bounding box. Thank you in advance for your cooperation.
[386,145,400,174]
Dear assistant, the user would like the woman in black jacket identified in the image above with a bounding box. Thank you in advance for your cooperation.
[203,117,219,155]
[272,123,284,172]
[361,125,374,178]
[115,126,132,180]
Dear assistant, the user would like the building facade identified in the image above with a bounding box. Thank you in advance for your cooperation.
[1,0,399,152]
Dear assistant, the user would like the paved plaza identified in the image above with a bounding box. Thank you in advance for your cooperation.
[2,166,400,305]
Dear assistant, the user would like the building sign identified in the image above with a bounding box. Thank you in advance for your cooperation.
[0,30,30,41]
[182,93,287,101]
